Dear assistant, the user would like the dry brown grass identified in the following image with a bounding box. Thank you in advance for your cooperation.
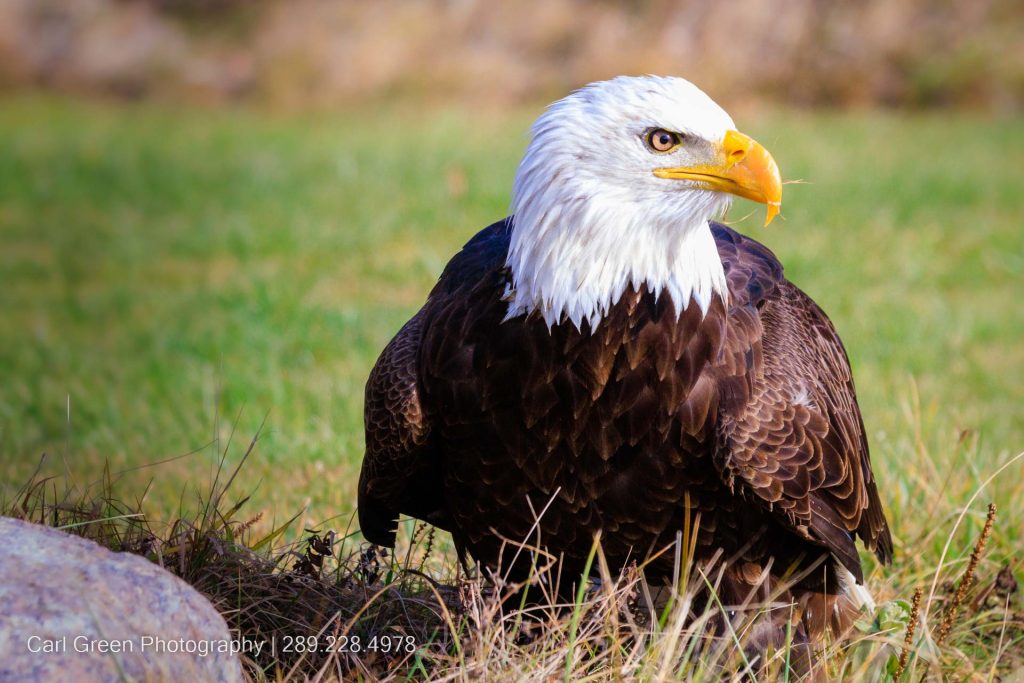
[5,436,1021,681]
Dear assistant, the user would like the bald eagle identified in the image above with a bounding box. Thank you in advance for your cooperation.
[358,76,891,648]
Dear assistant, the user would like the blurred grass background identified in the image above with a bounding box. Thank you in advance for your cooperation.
[0,0,1021,552]
[1,97,1021,532]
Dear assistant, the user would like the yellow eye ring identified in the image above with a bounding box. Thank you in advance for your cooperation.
[646,129,681,152]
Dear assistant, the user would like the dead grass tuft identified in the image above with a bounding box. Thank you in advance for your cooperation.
[5,447,458,680]
[4,444,1021,681]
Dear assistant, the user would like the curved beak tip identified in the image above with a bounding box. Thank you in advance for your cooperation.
[728,132,782,227]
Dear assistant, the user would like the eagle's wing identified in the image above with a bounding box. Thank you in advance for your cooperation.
[357,311,440,546]
[711,225,892,582]
[358,219,514,547]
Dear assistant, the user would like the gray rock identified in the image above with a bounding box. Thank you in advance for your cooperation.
[0,516,244,683]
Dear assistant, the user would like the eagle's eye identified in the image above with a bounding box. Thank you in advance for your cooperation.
[646,129,681,153]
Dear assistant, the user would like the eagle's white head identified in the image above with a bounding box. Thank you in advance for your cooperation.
[505,75,782,330]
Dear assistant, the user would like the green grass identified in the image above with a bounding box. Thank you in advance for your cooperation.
[1,96,1022,678]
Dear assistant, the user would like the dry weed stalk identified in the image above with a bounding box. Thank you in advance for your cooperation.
[935,502,997,646]
[893,587,922,681]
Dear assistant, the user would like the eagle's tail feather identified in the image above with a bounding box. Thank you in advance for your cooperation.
[715,560,873,679]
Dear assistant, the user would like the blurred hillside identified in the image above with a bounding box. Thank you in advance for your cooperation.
[1,0,1022,110]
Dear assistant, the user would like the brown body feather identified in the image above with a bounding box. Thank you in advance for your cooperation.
[358,218,891,639]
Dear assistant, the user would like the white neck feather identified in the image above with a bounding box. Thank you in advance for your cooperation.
[503,197,728,330]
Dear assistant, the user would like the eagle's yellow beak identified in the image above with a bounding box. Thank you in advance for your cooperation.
[653,130,782,226]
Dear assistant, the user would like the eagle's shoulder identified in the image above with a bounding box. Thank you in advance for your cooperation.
[431,218,512,297]
[710,221,784,308]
